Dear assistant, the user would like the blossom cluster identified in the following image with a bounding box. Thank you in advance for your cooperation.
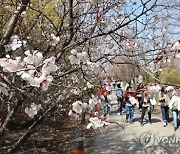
[4,33,60,53]
[68,101,88,118]
[47,34,60,46]
[69,49,100,72]
[87,115,110,130]
[0,51,57,91]
[68,95,109,130]
[25,103,42,118]
[5,35,26,51]
[154,40,180,66]
[69,49,88,65]
[88,94,100,110]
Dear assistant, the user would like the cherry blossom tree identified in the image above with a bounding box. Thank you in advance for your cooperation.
[0,0,180,153]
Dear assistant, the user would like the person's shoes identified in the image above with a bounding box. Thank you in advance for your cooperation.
[163,123,167,127]
[149,120,152,124]
[117,112,120,116]
[129,121,134,124]
[125,119,128,123]
[141,122,144,126]
[174,127,178,131]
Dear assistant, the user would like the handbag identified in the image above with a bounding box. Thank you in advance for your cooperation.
[147,105,153,113]
[150,98,157,105]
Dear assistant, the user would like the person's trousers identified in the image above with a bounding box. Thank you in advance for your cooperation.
[172,110,180,128]
[103,103,110,116]
[161,106,169,123]
[125,105,134,122]
[117,97,123,113]
[141,106,151,122]
[138,97,143,109]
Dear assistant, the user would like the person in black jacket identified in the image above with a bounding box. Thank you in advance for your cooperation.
[136,83,144,111]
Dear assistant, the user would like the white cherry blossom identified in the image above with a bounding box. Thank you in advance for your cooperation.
[88,98,97,110]
[69,50,89,65]
[31,103,42,111]
[42,57,57,75]
[68,101,88,118]
[87,117,109,130]
[25,103,42,118]
[25,108,37,118]
[87,61,100,71]
[68,110,79,118]
[17,65,35,81]
[69,55,81,65]
[10,35,22,51]
[48,34,60,46]
[71,49,78,55]
[28,76,41,87]
[72,101,83,114]
[0,55,24,72]
[38,74,53,91]
[172,41,180,51]
[24,50,43,66]
[0,55,11,67]
[81,52,88,63]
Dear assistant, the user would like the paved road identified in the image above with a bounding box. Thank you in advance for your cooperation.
[92,91,180,154]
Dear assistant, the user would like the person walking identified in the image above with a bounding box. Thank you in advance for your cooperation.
[169,90,180,131]
[98,84,109,116]
[140,91,152,126]
[116,83,123,115]
[124,86,136,123]
[158,86,170,127]
[136,83,144,111]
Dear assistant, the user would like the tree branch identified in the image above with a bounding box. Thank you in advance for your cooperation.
[0,0,30,57]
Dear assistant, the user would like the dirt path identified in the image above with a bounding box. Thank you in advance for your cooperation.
[92,92,180,154]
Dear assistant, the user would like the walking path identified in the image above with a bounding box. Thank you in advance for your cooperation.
[92,92,180,154]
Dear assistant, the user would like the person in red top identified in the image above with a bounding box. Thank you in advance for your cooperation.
[98,84,110,116]
[100,85,107,96]
[124,86,136,123]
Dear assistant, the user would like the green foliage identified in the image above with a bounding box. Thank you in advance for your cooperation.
[140,70,155,84]
[83,87,99,97]
[159,67,180,85]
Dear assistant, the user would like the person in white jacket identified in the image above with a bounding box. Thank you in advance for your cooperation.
[169,90,180,131]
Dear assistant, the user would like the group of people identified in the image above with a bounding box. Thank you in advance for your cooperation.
[98,81,180,131]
